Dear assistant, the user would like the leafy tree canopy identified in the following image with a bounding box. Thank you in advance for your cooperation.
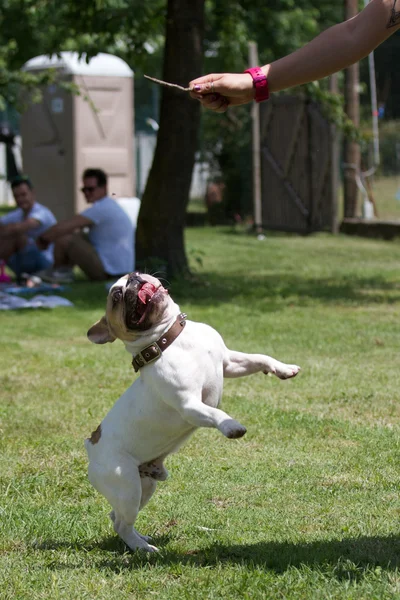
[0,0,345,110]
[0,0,166,109]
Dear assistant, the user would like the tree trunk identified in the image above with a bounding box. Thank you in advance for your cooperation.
[135,0,204,277]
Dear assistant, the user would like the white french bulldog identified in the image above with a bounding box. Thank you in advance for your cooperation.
[85,272,300,552]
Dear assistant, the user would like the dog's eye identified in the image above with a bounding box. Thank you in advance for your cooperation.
[112,288,123,304]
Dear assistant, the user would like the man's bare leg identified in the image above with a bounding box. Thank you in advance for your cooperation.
[52,234,74,268]
[0,234,27,261]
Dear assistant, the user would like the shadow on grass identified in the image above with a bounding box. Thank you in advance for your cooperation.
[35,534,400,576]
[61,270,400,315]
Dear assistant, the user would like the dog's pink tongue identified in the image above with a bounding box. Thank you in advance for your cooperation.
[138,282,157,304]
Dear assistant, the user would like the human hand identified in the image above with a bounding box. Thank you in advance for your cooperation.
[36,235,49,250]
[189,73,255,113]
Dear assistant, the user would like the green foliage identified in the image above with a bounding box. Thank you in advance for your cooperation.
[372,31,400,120]
[0,0,386,220]
[200,104,252,218]
[200,3,355,219]
[203,1,343,72]
[302,81,367,144]
[0,0,166,110]
[204,0,340,71]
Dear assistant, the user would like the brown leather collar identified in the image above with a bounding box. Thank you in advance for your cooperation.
[132,313,187,372]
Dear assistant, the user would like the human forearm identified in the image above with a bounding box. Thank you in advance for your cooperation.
[41,222,76,243]
[40,214,92,243]
[0,223,15,238]
[190,0,400,112]
[265,0,398,93]
[0,219,39,238]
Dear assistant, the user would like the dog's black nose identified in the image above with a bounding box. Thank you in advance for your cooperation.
[127,272,145,287]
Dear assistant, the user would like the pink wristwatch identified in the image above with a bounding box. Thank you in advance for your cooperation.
[244,66,269,103]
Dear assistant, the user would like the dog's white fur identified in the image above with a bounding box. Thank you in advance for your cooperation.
[85,273,300,552]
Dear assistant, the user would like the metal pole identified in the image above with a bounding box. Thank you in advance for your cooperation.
[330,73,340,233]
[343,0,360,218]
[248,41,263,233]
[364,0,380,167]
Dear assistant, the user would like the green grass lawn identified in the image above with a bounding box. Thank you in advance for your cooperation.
[373,175,400,219]
[336,174,400,221]
[2,227,400,599]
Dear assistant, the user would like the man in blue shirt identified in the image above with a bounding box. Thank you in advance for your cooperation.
[37,168,134,283]
[0,175,56,278]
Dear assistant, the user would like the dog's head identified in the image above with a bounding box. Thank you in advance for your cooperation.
[87,272,171,344]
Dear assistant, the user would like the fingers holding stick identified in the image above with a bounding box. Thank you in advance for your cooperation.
[144,74,216,95]
[144,74,228,112]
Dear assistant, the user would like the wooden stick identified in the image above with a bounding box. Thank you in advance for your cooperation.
[144,74,191,92]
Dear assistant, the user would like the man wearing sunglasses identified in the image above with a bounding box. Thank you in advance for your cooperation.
[37,168,134,283]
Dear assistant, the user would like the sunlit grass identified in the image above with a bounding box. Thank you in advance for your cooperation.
[1,227,400,599]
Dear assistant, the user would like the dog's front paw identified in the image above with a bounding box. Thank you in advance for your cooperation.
[219,418,247,439]
[264,360,301,380]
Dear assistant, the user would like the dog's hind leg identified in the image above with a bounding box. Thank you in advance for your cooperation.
[124,477,158,543]
[110,478,157,543]
[114,518,158,552]
[93,460,158,552]
[140,476,157,510]
[110,509,154,545]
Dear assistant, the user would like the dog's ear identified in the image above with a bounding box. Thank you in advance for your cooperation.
[87,316,116,344]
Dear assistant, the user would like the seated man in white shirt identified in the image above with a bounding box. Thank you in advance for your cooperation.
[37,168,134,283]
[0,175,56,279]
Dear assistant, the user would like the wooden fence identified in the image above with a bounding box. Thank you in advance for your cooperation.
[259,95,338,233]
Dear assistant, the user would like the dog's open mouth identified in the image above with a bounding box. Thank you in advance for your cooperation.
[138,282,157,305]
[123,276,168,330]
[134,282,164,324]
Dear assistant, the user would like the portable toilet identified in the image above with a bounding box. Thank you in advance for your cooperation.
[21,52,135,221]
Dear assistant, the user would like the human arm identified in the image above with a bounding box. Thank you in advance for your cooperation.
[0,218,41,238]
[190,0,400,112]
[37,214,93,245]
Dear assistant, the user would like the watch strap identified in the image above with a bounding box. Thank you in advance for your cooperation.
[244,66,269,103]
